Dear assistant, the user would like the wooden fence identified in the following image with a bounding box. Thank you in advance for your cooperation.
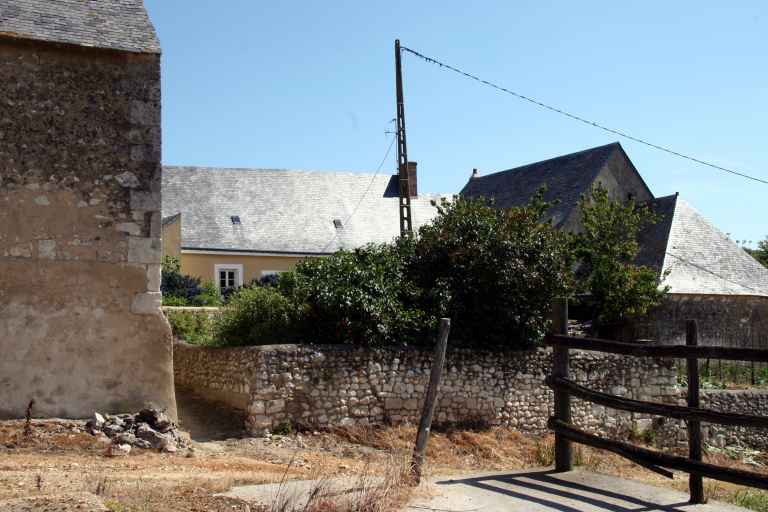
[545,318,768,504]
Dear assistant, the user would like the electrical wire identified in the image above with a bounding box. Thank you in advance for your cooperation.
[400,45,768,186]
[320,135,397,253]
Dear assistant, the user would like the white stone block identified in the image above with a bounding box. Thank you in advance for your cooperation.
[128,237,161,264]
[131,292,162,315]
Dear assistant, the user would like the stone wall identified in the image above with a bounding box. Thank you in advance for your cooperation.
[644,294,768,348]
[700,390,768,450]
[0,38,176,419]
[174,342,678,440]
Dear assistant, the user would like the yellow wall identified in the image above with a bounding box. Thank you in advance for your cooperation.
[180,252,306,285]
[161,215,181,261]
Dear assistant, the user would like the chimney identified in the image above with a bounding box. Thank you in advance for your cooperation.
[406,161,418,197]
[472,168,480,178]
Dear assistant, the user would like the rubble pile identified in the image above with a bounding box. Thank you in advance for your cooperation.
[85,408,186,455]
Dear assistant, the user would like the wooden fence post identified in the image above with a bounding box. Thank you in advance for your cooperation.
[687,319,706,504]
[553,298,572,472]
[411,318,451,484]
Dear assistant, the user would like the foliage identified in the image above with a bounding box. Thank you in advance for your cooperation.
[161,256,202,304]
[162,295,190,307]
[407,194,573,348]
[573,185,668,326]
[747,238,768,269]
[191,280,223,307]
[730,489,768,512]
[285,241,428,345]
[214,286,300,346]
[165,310,215,345]
[160,256,223,306]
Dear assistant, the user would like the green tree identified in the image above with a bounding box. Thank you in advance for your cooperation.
[408,193,573,348]
[747,238,768,268]
[285,241,427,346]
[574,185,668,328]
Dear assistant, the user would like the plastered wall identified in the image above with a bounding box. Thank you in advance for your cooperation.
[0,39,176,419]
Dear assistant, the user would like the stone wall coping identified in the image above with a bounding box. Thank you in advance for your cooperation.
[162,306,221,312]
[173,340,674,362]
[700,388,768,397]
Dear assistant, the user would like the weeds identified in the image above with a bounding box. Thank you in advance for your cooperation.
[533,438,555,467]
[23,399,35,438]
[730,489,768,512]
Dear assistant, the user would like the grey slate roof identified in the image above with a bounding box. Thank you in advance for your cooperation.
[461,142,622,227]
[658,196,768,297]
[0,0,160,53]
[635,194,678,272]
[161,167,449,255]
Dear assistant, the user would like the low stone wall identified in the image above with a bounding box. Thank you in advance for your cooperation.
[174,342,679,441]
[700,390,768,450]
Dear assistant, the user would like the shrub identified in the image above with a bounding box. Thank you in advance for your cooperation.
[408,193,573,348]
[161,256,203,304]
[162,295,189,307]
[165,310,215,345]
[214,286,300,346]
[286,241,428,345]
[190,280,223,307]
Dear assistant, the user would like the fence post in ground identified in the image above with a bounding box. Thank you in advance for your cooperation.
[411,317,451,485]
[553,298,572,472]
[687,319,706,504]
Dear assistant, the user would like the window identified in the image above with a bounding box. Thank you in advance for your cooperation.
[333,218,343,229]
[261,270,285,278]
[230,216,241,225]
[214,264,243,291]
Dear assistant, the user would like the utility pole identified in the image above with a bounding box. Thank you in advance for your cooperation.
[395,39,413,236]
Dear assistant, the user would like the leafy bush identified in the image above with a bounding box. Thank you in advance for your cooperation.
[285,241,428,346]
[161,256,202,304]
[190,280,223,307]
[165,310,215,345]
[407,194,573,348]
[573,185,668,328]
[162,295,190,307]
[215,286,300,346]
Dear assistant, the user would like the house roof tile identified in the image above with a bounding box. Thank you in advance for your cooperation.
[161,166,449,255]
[0,0,160,54]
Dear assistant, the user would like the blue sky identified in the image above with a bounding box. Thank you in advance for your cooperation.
[145,1,767,245]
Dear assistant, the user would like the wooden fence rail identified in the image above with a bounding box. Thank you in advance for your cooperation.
[545,316,768,504]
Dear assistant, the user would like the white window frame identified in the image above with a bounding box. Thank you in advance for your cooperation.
[260,270,285,277]
[214,264,244,291]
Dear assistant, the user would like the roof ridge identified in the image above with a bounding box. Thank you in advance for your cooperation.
[162,166,393,177]
[475,141,621,180]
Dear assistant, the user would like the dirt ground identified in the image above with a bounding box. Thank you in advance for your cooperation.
[2,393,768,511]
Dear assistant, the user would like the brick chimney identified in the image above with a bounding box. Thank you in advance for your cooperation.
[406,161,417,197]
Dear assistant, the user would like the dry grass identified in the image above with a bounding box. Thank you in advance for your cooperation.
[5,418,768,511]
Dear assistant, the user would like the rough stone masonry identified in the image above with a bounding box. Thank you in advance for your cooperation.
[0,35,176,418]
[174,342,680,443]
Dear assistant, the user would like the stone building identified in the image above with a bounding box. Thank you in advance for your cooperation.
[0,0,176,418]
[462,142,768,346]
[161,165,449,288]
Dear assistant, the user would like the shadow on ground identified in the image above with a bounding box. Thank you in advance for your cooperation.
[175,386,246,442]
[412,469,748,512]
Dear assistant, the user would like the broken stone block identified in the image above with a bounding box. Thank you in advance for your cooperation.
[105,443,131,457]
[135,423,168,449]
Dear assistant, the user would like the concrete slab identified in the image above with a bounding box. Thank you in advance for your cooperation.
[412,469,749,511]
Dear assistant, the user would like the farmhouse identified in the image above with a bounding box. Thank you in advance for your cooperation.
[161,165,449,287]
[462,142,768,345]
